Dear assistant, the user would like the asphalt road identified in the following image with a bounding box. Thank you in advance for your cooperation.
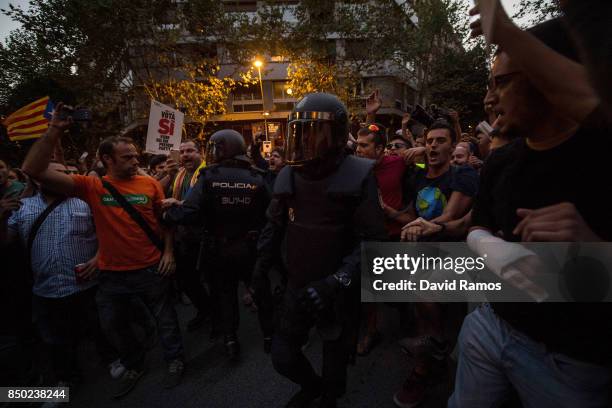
[69,293,453,408]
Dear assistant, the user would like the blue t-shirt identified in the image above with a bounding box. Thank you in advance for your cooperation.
[412,165,478,220]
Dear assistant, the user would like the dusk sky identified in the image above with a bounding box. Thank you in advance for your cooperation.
[1,0,533,45]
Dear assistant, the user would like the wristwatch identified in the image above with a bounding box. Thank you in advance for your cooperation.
[333,273,352,288]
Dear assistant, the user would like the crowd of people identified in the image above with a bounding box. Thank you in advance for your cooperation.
[1,2,611,407]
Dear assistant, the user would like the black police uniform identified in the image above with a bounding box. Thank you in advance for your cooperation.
[253,89,388,406]
[164,136,270,357]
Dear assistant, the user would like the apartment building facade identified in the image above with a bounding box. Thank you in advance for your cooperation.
[120,0,420,146]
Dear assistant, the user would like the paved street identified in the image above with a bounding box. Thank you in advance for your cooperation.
[70,291,453,408]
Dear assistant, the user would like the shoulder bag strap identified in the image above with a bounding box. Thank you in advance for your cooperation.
[101,180,164,252]
[27,198,65,255]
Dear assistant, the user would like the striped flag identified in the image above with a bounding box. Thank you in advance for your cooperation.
[2,96,54,142]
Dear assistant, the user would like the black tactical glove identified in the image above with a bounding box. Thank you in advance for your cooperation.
[298,275,341,316]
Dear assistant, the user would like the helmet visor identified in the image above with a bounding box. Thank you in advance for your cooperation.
[286,119,334,165]
[205,140,218,165]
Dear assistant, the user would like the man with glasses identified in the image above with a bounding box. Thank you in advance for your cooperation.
[354,123,416,360]
[356,123,414,241]
[449,9,612,407]
[386,132,411,157]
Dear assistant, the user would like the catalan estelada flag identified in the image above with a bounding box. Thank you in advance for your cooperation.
[2,96,54,142]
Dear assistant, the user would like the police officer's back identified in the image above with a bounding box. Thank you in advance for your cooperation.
[164,129,269,360]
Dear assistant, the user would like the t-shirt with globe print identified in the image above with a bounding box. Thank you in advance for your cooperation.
[412,165,478,220]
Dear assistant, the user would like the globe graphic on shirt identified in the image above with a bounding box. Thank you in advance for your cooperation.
[416,186,447,220]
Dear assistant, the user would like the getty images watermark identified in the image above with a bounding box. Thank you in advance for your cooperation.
[361,242,612,303]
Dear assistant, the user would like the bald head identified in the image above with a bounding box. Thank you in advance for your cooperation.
[451,146,470,166]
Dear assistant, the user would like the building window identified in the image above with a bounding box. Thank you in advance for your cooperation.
[272,81,295,112]
[312,40,337,62]
[345,40,368,60]
[233,84,261,101]
[273,81,292,99]
[233,104,264,112]
[232,83,263,112]
[273,102,295,112]
[222,1,257,12]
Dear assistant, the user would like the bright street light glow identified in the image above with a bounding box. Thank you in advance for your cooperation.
[254,59,263,68]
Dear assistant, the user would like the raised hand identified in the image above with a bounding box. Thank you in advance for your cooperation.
[469,0,514,45]
[366,89,382,115]
[49,102,74,132]
[401,113,411,127]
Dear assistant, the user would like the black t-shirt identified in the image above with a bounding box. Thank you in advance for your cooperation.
[472,107,612,365]
[412,165,479,221]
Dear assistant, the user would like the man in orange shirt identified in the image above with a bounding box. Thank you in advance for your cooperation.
[22,104,184,398]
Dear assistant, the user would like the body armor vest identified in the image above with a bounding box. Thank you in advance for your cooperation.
[273,155,376,288]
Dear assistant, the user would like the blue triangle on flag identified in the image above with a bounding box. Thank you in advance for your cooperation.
[43,100,55,120]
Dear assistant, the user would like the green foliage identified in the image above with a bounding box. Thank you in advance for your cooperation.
[285,0,412,110]
[146,62,257,135]
[286,57,361,110]
[1,0,489,153]
[428,42,489,126]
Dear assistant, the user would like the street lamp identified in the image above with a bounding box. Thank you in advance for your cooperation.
[253,59,265,106]
[253,58,267,141]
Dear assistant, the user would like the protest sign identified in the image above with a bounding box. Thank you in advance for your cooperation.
[262,141,272,154]
[145,100,184,154]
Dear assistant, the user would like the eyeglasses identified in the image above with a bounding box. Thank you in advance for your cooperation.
[386,142,407,149]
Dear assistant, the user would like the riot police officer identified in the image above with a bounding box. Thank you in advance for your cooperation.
[252,93,388,408]
[163,129,270,360]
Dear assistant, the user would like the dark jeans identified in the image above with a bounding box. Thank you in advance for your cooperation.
[175,241,211,315]
[96,265,183,371]
[32,286,117,383]
[271,289,351,398]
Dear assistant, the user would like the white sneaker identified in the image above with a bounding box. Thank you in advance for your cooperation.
[109,359,126,379]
